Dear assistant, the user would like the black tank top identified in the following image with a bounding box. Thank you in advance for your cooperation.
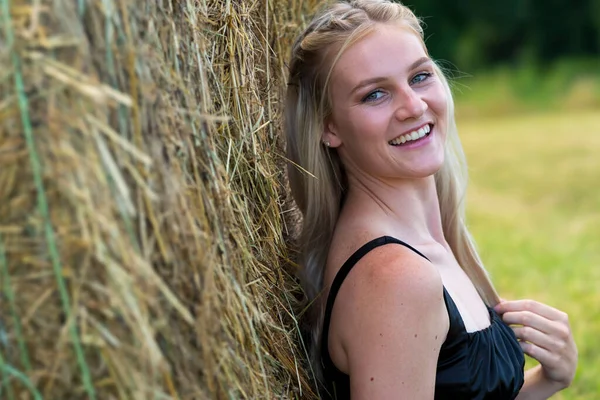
[321,236,525,399]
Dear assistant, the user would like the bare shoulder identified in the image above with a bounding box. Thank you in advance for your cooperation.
[329,241,447,327]
[329,243,449,399]
[330,243,448,340]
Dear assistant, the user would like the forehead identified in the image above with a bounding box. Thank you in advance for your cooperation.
[331,24,426,87]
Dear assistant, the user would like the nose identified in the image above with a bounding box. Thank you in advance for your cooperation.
[394,87,427,121]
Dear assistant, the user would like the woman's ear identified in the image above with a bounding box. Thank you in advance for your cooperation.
[322,117,342,148]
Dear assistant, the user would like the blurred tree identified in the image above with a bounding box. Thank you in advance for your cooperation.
[403,0,600,71]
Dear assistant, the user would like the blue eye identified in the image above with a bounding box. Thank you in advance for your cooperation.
[362,90,385,102]
[411,72,433,85]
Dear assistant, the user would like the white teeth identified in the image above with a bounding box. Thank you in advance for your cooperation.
[388,124,432,145]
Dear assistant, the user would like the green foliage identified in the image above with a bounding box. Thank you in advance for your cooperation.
[460,110,600,399]
[404,0,600,72]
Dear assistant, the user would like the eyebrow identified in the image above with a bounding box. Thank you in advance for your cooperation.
[349,56,432,95]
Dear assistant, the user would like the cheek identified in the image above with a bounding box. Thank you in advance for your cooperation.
[336,108,389,141]
[429,86,449,116]
[351,108,389,135]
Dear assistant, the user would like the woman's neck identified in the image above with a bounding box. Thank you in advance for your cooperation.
[341,173,446,245]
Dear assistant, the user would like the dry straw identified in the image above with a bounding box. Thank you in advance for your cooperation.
[0,0,322,398]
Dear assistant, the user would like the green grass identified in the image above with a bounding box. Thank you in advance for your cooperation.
[460,109,600,399]
[451,59,600,118]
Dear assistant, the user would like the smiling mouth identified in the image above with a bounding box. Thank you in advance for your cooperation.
[388,124,433,146]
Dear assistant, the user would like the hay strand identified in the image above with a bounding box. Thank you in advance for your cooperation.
[0,234,31,372]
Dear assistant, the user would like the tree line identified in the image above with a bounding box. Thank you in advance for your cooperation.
[405,0,600,71]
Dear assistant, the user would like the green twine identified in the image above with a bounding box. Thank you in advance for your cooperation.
[101,0,142,252]
[0,355,42,400]
[78,0,86,17]
[1,0,96,398]
[0,350,16,400]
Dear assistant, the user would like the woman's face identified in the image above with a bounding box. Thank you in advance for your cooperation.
[324,23,448,182]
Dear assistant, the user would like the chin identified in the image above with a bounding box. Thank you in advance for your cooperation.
[415,154,446,178]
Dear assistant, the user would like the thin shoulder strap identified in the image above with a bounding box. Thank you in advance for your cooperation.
[320,236,430,371]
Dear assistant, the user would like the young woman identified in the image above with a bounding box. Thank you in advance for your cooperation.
[284,0,577,399]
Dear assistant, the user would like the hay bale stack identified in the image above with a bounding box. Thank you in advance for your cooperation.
[1,0,320,398]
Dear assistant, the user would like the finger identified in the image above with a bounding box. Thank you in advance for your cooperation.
[494,299,568,322]
[512,326,557,351]
[500,311,557,335]
[520,341,559,367]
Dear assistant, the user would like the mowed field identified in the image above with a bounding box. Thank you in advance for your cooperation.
[459,110,600,399]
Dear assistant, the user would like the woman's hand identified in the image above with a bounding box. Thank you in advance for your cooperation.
[494,299,577,391]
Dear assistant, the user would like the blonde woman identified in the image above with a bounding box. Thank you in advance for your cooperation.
[284,0,577,399]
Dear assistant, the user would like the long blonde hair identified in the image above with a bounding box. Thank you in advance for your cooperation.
[284,0,500,383]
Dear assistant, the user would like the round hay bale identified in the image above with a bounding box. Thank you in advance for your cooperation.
[0,0,320,398]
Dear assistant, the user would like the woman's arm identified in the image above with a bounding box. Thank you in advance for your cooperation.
[494,300,578,400]
[331,247,448,399]
[516,365,566,400]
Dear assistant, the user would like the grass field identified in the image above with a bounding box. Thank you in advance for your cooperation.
[451,59,600,119]
[459,110,600,399]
